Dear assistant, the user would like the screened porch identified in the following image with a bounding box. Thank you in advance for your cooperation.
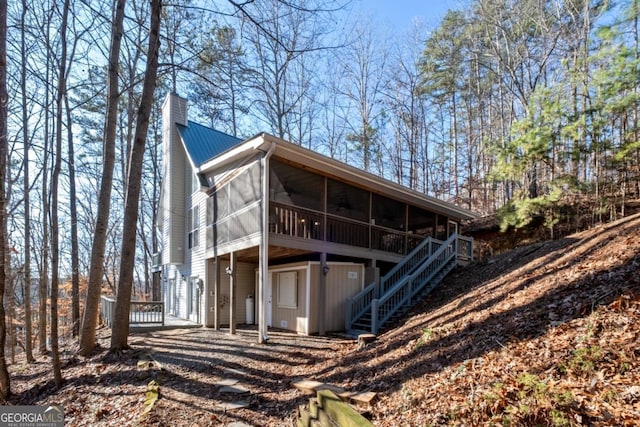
[267,158,462,257]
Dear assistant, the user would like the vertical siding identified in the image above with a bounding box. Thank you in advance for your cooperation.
[308,265,320,334]
[266,261,364,334]
[203,259,216,326]
[270,265,308,334]
[216,260,256,325]
[321,263,365,332]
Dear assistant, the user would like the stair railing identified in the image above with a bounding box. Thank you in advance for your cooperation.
[370,233,458,334]
[346,235,436,331]
[379,236,436,294]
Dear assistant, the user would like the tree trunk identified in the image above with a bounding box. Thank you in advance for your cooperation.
[66,95,80,337]
[38,5,52,356]
[20,0,34,363]
[79,0,126,356]
[50,0,71,387]
[0,0,12,398]
[111,0,162,351]
[7,266,13,364]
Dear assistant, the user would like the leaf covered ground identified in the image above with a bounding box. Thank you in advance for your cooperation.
[6,213,640,426]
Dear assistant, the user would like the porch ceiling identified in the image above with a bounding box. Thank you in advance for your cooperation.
[219,245,313,264]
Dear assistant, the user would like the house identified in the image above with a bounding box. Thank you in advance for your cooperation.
[156,92,476,342]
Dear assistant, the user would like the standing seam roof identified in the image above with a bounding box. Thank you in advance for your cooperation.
[176,121,242,168]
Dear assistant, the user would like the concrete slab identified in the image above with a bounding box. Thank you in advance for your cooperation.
[292,379,325,393]
[215,401,250,411]
[223,367,248,376]
[214,378,239,386]
[219,384,250,394]
[350,391,377,405]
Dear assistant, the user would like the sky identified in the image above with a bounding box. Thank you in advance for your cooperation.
[354,0,459,31]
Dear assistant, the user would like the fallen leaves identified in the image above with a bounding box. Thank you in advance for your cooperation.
[5,213,640,426]
[142,380,160,415]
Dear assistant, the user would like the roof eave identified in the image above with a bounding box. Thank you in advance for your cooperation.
[262,134,477,221]
[197,132,477,221]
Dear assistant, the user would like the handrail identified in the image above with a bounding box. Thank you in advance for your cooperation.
[101,295,115,328]
[100,295,165,328]
[371,233,458,333]
[380,236,438,294]
[346,232,473,333]
[457,235,474,263]
[130,301,165,325]
[345,281,378,330]
[346,235,443,332]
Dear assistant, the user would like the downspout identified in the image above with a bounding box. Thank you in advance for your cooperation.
[259,139,276,343]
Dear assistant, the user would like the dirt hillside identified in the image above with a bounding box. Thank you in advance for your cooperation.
[6,213,640,426]
[325,212,640,426]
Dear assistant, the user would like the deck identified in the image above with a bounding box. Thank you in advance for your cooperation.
[100,296,201,332]
[129,313,200,332]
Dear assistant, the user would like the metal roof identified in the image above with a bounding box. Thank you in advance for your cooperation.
[176,121,242,167]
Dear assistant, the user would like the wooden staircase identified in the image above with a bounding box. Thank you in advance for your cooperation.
[346,233,469,335]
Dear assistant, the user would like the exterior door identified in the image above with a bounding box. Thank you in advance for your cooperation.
[168,278,176,315]
[266,273,273,327]
[448,220,458,236]
[255,270,273,327]
[188,277,200,322]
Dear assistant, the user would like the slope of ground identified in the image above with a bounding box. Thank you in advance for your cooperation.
[5,213,640,426]
[328,212,640,426]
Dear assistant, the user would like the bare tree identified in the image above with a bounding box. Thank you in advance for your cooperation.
[79,0,126,356]
[111,0,162,351]
[238,0,334,141]
[20,0,34,363]
[339,15,388,172]
[0,0,12,399]
[66,94,80,337]
[49,0,71,386]
[38,2,54,356]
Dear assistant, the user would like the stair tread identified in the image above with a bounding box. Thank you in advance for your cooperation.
[348,244,461,334]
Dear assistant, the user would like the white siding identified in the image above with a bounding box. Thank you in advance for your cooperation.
[161,93,188,265]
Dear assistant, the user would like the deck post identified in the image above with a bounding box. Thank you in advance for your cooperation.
[345,296,352,332]
[214,259,221,330]
[319,252,327,335]
[371,299,379,334]
[258,140,276,344]
[229,251,236,334]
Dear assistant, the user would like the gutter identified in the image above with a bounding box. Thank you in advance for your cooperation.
[258,139,277,344]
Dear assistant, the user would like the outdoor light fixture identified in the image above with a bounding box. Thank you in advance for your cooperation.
[225,266,233,276]
[322,265,330,275]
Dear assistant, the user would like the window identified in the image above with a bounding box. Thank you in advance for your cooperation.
[270,160,323,211]
[408,205,436,237]
[277,271,298,309]
[372,194,405,231]
[188,205,200,248]
[326,179,370,222]
[192,172,199,194]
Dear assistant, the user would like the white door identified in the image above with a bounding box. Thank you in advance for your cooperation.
[448,220,458,236]
[266,273,273,327]
[168,279,176,315]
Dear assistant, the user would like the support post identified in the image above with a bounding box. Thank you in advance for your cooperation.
[214,259,221,330]
[229,252,236,334]
[345,297,353,332]
[258,140,276,343]
[319,252,327,335]
[371,299,379,334]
